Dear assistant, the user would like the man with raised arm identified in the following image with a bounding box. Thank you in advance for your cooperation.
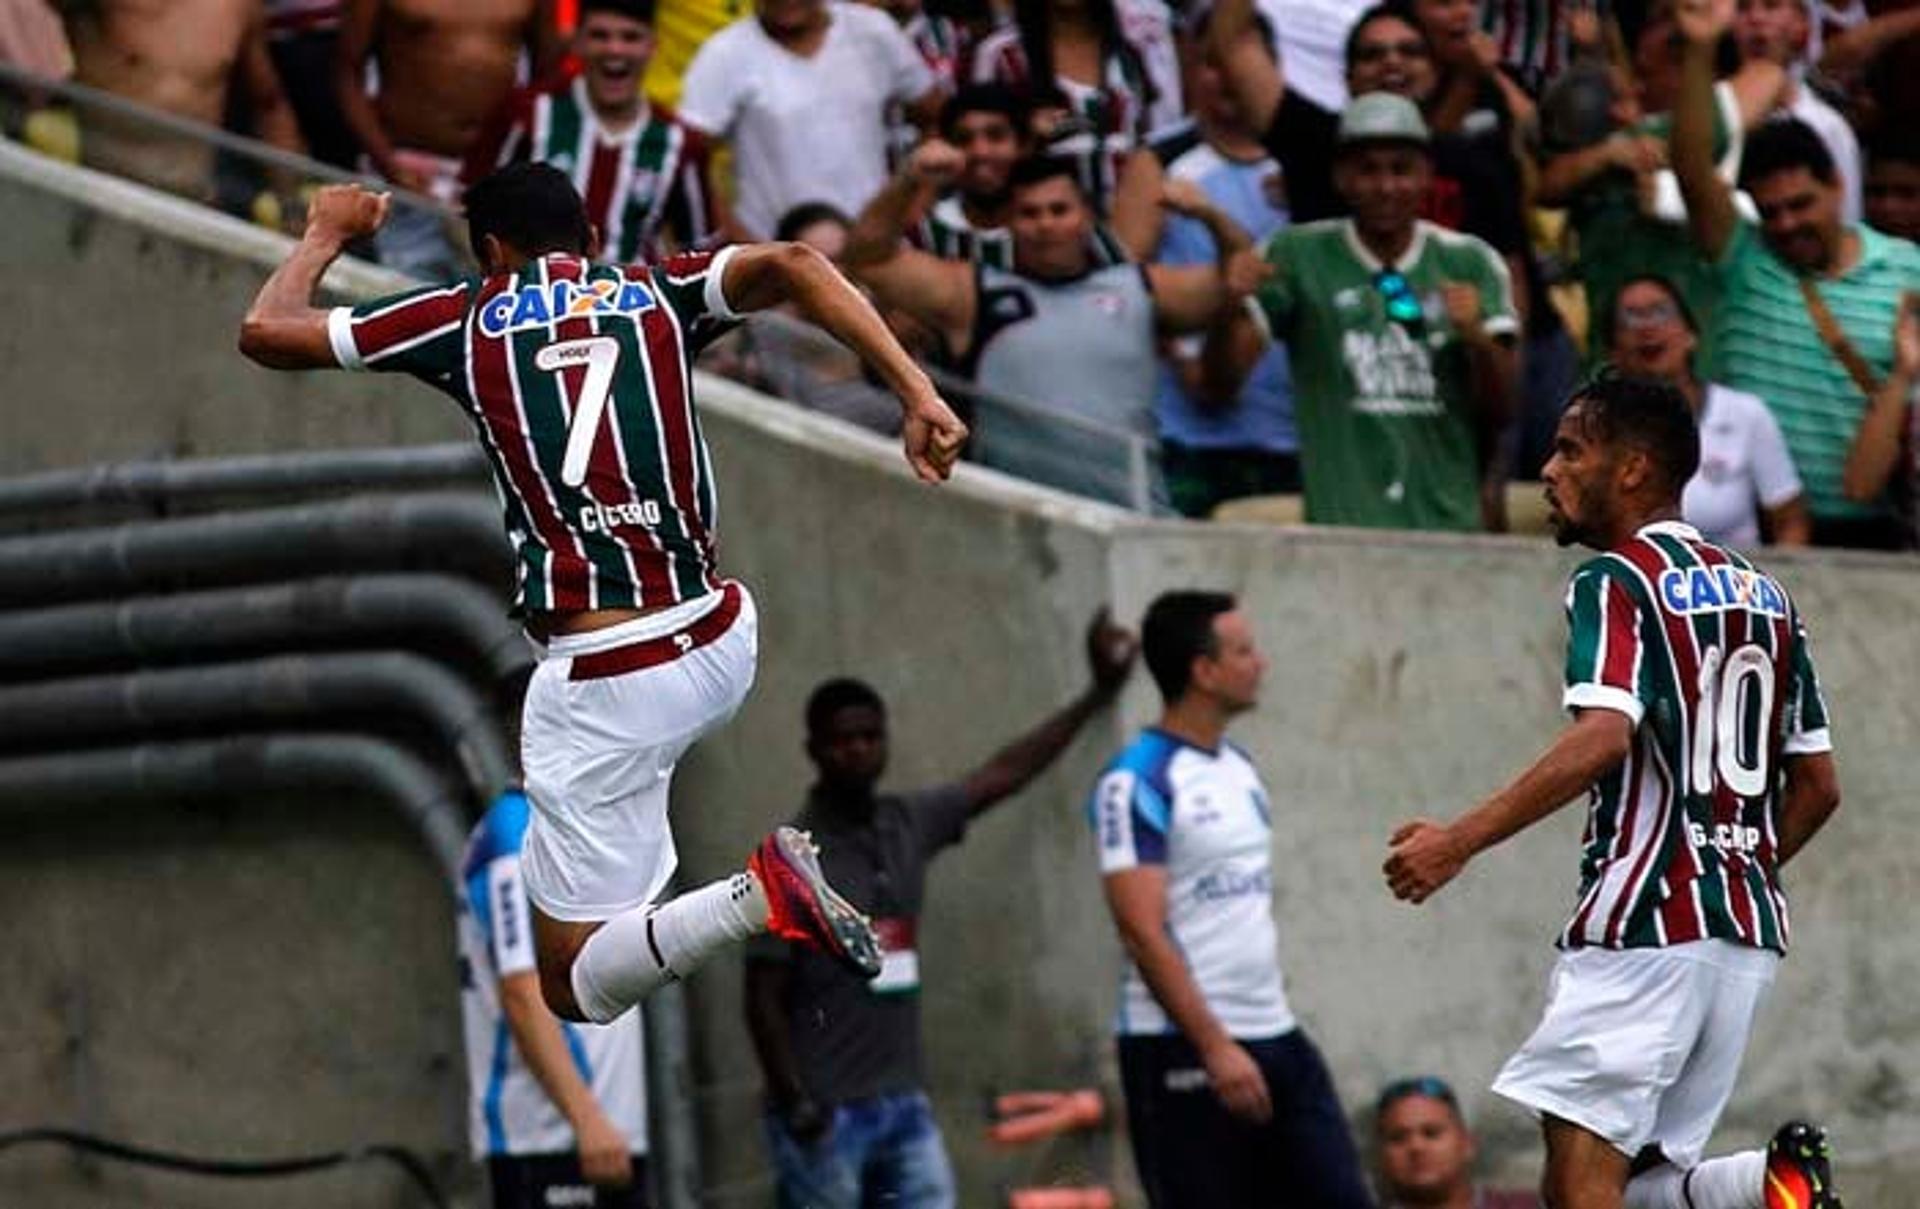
[240,166,969,1032]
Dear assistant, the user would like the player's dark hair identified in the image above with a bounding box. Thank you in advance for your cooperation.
[464,162,593,261]
[940,83,1032,142]
[1565,373,1701,499]
[1343,2,1428,69]
[1141,591,1237,704]
[1739,118,1837,191]
[1007,155,1084,195]
[1600,273,1700,350]
[773,201,851,244]
[806,678,886,738]
[580,0,656,26]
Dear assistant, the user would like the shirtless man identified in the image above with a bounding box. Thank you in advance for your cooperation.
[334,0,553,273]
[60,0,305,200]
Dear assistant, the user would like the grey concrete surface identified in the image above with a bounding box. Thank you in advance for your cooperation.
[2,144,1915,1207]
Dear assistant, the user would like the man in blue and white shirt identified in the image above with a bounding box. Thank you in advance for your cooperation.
[1089,591,1371,1209]
[460,789,648,1208]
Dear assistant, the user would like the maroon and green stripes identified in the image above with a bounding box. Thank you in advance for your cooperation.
[1557,526,1826,954]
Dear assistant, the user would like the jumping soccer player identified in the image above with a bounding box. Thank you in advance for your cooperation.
[1384,376,1844,1209]
[240,165,970,1026]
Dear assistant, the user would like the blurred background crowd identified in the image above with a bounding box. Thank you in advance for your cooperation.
[4,0,1916,535]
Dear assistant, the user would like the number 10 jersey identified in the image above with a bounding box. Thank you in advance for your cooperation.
[1558,520,1831,954]
[327,247,742,614]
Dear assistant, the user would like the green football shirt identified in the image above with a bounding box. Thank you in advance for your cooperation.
[1251,219,1517,531]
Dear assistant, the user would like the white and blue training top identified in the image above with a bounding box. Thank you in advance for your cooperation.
[458,790,647,1159]
[1088,729,1297,1040]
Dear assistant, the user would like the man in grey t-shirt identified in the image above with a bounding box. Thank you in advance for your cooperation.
[743,609,1137,1209]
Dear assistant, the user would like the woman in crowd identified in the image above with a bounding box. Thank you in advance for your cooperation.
[1607,274,1810,548]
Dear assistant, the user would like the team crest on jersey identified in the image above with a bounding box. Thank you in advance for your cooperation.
[478,277,656,336]
[1658,564,1788,618]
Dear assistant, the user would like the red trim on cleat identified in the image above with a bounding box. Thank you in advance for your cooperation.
[1766,1121,1842,1209]
[749,827,883,979]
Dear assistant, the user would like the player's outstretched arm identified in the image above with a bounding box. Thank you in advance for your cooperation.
[1385,708,1633,903]
[239,184,390,369]
[719,242,969,482]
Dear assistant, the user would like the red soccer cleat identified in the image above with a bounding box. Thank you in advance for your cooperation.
[1765,1120,1843,1209]
[749,827,882,979]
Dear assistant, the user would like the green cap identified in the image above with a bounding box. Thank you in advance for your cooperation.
[1337,92,1430,148]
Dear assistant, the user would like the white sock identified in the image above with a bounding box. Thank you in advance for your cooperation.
[1624,1152,1766,1209]
[570,872,769,1023]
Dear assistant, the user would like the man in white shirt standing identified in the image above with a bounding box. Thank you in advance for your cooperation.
[1089,591,1374,1209]
[677,0,943,239]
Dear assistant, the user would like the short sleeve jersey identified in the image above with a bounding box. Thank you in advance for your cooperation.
[1089,729,1296,1040]
[744,786,972,1105]
[457,791,646,1158]
[463,78,718,262]
[1682,384,1804,550]
[328,247,740,614]
[1711,221,1920,522]
[1556,521,1831,954]
[1249,219,1517,530]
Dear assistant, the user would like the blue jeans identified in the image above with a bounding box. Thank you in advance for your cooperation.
[764,1091,956,1209]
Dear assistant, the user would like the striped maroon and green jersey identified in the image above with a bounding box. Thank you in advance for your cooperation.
[327,248,741,615]
[464,78,718,263]
[1558,521,1831,955]
[913,195,1130,270]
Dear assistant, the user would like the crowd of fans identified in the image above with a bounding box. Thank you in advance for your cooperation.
[7,0,1919,539]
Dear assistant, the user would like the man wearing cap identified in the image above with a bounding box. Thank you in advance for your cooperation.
[1203,92,1518,531]
[1374,1076,1542,1209]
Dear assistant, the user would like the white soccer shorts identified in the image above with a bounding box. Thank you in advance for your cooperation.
[518,582,758,922]
[1492,939,1779,1168]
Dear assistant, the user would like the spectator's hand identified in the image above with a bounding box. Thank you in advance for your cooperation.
[902,389,969,482]
[906,138,966,190]
[1201,1038,1272,1123]
[304,183,389,245]
[1440,282,1486,340]
[1223,248,1274,301]
[1607,133,1667,176]
[1030,105,1083,142]
[1674,0,1734,47]
[1384,819,1470,903]
[1084,606,1139,699]
[1469,31,1504,75]
[1895,292,1920,379]
[782,1096,833,1145]
[573,1109,634,1187]
[1157,178,1214,220]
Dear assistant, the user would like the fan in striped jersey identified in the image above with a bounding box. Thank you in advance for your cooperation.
[464,0,720,262]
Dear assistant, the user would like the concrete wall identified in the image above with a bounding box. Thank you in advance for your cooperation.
[3,145,1916,1206]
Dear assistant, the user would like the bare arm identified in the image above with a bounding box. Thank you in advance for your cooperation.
[1726,59,1787,129]
[844,142,949,267]
[959,610,1135,814]
[1817,5,1920,81]
[1841,297,1919,503]
[499,972,633,1187]
[1205,0,1283,134]
[334,0,411,186]
[839,240,976,358]
[1777,751,1840,866]
[1103,868,1271,1122]
[239,6,306,162]
[742,959,810,1111]
[1764,496,1812,546]
[1385,708,1633,902]
[723,243,969,481]
[1108,146,1167,262]
[1197,247,1273,404]
[239,185,390,368]
[1671,0,1739,261]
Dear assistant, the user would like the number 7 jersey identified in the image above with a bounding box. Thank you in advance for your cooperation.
[328,248,742,614]
[1558,520,1831,954]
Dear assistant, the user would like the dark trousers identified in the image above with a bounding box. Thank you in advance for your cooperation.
[488,1152,649,1209]
[1119,1030,1374,1209]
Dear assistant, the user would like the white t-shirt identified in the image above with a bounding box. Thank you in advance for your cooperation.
[1682,383,1804,549]
[678,2,934,238]
[1262,0,1372,113]
[1090,730,1296,1040]
[1783,82,1862,224]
